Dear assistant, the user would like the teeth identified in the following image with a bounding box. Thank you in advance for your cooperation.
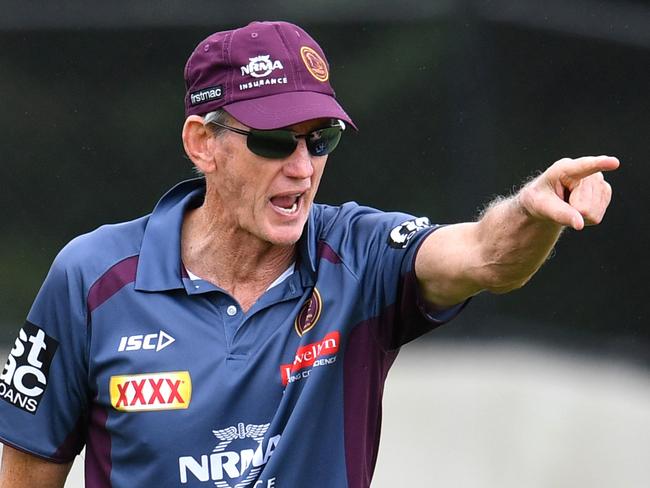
[276,202,298,214]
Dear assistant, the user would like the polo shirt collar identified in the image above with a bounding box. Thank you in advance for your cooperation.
[135,178,317,292]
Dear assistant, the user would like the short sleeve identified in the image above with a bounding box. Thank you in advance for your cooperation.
[322,203,468,351]
[0,245,89,462]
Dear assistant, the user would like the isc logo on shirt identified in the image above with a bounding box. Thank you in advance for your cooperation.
[0,322,58,415]
[109,371,192,412]
[117,330,175,352]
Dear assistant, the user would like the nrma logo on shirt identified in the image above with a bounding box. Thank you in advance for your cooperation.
[0,322,58,414]
[179,422,280,487]
[110,371,191,412]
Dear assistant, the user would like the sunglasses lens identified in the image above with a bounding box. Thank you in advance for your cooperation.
[247,130,297,159]
[245,125,344,159]
[307,127,342,157]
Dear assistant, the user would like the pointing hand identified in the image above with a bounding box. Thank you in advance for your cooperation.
[518,156,619,230]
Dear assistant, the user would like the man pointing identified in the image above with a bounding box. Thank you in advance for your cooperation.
[0,20,617,488]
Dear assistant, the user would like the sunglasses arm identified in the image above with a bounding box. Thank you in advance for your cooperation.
[207,121,252,136]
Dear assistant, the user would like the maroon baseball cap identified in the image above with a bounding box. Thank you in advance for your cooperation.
[184,21,356,130]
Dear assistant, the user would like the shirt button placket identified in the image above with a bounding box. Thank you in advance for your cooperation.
[223,303,243,352]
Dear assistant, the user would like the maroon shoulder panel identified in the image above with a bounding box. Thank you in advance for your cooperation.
[87,256,139,314]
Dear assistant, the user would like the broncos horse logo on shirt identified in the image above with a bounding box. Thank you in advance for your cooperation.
[294,288,322,336]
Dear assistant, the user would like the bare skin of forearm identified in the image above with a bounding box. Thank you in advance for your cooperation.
[0,445,71,488]
[416,195,563,307]
[473,194,563,292]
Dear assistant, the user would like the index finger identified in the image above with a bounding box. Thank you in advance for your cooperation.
[556,155,620,181]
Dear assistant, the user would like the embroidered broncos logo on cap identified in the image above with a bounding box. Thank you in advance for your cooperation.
[300,46,329,82]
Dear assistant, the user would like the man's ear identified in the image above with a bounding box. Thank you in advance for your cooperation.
[182,115,219,173]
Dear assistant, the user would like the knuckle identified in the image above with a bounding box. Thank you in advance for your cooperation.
[555,157,572,167]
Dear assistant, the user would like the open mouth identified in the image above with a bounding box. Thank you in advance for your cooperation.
[270,193,303,215]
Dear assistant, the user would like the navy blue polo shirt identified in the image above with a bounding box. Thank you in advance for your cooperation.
[0,178,466,487]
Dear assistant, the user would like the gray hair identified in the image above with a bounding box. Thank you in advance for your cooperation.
[203,109,232,138]
[189,109,232,177]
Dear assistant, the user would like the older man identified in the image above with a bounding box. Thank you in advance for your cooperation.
[0,21,617,488]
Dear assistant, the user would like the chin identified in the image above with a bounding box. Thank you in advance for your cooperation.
[255,206,309,247]
[256,218,306,247]
[264,228,304,247]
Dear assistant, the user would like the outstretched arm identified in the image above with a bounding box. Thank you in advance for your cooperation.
[415,156,619,307]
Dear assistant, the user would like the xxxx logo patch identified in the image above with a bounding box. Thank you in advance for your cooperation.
[109,371,191,412]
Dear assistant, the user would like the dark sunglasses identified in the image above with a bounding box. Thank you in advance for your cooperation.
[206,119,345,159]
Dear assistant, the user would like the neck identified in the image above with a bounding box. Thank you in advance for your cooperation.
[181,202,296,311]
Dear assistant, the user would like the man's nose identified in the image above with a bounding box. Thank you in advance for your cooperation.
[283,139,314,179]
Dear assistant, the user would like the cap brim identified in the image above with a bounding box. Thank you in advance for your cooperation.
[223,91,357,130]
